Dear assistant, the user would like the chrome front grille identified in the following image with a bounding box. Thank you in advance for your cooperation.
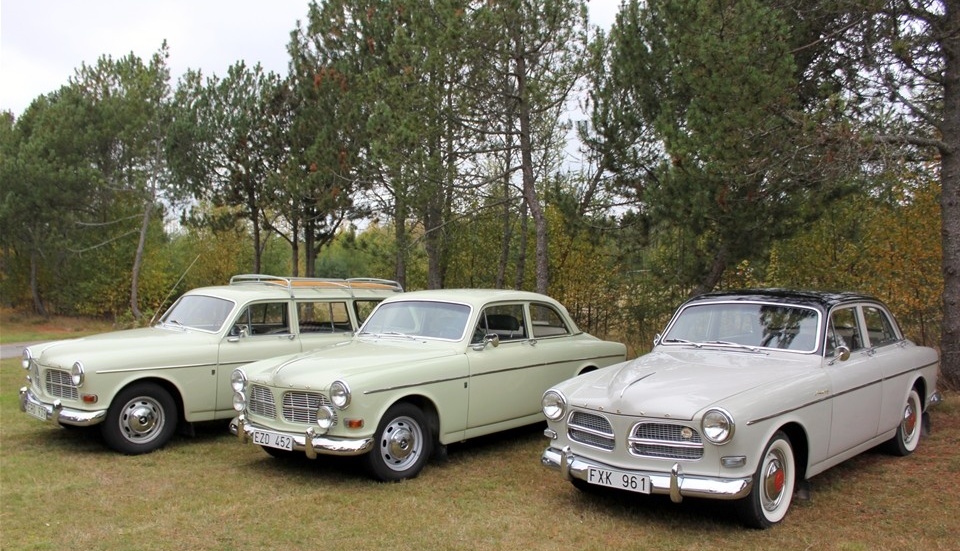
[248,385,277,419]
[568,411,615,451]
[281,391,336,425]
[45,370,78,400]
[629,422,703,460]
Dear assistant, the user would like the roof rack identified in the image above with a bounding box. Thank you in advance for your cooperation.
[229,274,403,296]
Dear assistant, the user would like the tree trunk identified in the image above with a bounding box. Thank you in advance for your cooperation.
[939,0,960,389]
[515,200,529,290]
[30,248,47,316]
[692,244,729,297]
[515,53,549,294]
[130,200,152,319]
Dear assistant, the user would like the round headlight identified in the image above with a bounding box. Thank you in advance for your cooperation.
[316,405,336,432]
[329,380,351,409]
[231,369,247,393]
[701,409,735,444]
[541,390,567,421]
[71,362,85,386]
[232,391,246,412]
[21,349,32,370]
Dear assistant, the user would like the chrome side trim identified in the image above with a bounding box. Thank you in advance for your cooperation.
[543,446,752,502]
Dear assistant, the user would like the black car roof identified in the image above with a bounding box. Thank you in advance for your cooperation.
[684,288,881,311]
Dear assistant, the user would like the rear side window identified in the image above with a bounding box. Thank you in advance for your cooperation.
[863,306,899,347]
[531,303,571,338]
[298,301,352,333]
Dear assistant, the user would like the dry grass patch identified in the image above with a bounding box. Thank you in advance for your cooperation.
[2,356,958,550]
[4,311,958,550]
[0,308,115,344]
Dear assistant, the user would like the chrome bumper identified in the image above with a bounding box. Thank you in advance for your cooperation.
[18,386,107,427]
[542,446,753,503]
[236,414,373,458]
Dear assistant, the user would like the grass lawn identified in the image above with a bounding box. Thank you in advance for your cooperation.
[1,315,958,550]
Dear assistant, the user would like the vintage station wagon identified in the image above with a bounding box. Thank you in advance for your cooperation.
[19,275,401,454]
[540,289,940,528]
[233,289,628,481]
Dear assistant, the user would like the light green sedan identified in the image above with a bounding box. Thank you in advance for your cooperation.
[233,289,627,481]
[19,275,402,454]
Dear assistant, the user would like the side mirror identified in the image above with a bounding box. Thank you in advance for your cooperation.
[653,333,662,347]
[486,333,500,348]
[835,345,851,362]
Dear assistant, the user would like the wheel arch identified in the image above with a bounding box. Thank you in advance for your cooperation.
[910,376,929,409]
[576,364,599,376]
[113,376,185,425]
[774,421,809,480]
[384,393,440,441]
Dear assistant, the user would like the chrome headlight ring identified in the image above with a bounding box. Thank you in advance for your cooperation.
[315,405,336,432]
[701,408,735,444]
[329,380,351,410]
[541,390,567,421]
[231,369,247,393]
[232,391,246,412]
[21,349,33,370]
[71,361,85,387]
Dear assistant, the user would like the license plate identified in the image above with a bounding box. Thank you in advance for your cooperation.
[587,467,651,494]
[252,429,293,451]
[25,401,48,421]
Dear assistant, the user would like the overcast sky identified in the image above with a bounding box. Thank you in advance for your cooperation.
[0,0,619,118]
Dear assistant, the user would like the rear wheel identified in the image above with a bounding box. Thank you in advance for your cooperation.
[366,403,432,481]
[101,383,178,454]
[736,431,795,529]
[884,388,922,456]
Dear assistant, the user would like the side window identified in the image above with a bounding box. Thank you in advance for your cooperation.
[530,303,571,338]
[863,306,899,347]
[234,302,289,336]
[475,304,527,342]
[354,300,382,326]
[298,301,351,333]
[827,307,863,355]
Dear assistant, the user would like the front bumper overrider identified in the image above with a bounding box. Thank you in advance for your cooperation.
[541,445,754,503]
[19,387,107,427]
[236,414,373,458]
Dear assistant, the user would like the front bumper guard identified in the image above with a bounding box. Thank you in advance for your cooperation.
[236,414,373,458]
[542,445,753,503]
[18,387,107,427]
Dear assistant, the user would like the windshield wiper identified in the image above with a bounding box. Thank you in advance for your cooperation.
[360,331,416,340]
[662,338,702,348]
[703,340,761,352]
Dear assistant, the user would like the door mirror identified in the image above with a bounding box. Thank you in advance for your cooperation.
[835,345,850,362]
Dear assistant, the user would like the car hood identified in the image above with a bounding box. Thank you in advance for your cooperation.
[562,346,819,420]
[30,327,218,370]
[246,337,461,389]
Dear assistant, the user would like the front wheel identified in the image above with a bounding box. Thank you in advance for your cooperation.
[884,388,922,456]
[736,431,796,529]
[366,403,432,481]
[101,383,178,455]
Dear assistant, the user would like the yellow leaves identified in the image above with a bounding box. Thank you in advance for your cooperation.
[767,179,942,345]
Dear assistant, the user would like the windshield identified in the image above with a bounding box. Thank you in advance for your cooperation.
[662,302,821,352]
[360,300,470,340]
[159,295,235,333]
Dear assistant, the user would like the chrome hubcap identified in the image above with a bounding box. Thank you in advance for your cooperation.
[387,426,414,460]
[762,451,786,511]
[120,398,163,441]
[379,416,422,471]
